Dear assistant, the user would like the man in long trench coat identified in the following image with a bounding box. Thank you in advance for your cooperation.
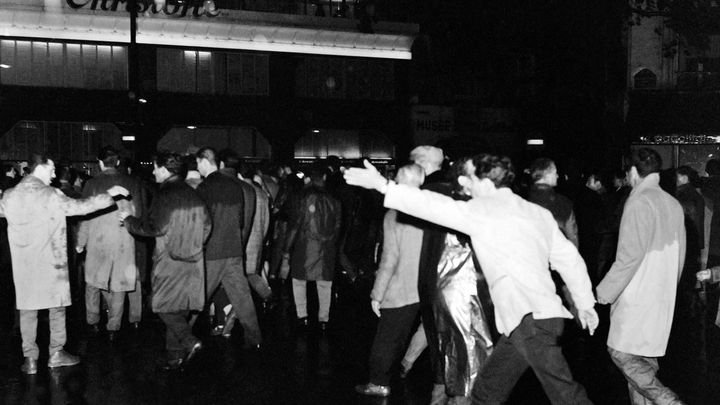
[77,146,146,339]
[597,148,686,405]
[121,152,211,370]
[0,153,129,374]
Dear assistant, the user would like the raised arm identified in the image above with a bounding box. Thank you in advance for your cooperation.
[344,160,474,235]
[55,185,128,217]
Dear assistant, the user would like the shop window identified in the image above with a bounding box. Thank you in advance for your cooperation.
[157,48,269,96]
[0,40,127,90]
[295,56,395,100]
[633,69,657,89]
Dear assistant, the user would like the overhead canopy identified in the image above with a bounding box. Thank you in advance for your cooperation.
[0,120,122,161]
[295,129,394,159]
[158,126,271,158]
[0,2,415,60]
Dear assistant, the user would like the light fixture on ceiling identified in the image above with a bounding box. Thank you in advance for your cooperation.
[0,64,11,69]
[138,98,147,104]
[526,139,544,146]
[187,125,197,130]
[122,135,136,142]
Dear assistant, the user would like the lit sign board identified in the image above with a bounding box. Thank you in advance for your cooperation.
[638,135,720,144]
[66,0,220,18]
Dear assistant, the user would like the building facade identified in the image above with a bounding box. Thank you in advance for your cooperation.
[0,0,417,162]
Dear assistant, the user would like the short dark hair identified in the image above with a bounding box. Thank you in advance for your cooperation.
[28,152,52,173]
[308,161,329,182]
[677,165,700,186]
[633,147,662,177]
[196,147,218,166]
[97,146,120,168]
[472,154,515,188]
[154,152,184,176]
[528,158,555,183]
[182,154,198,172]
[218,149,241,171]
[706,158,720,176]
[57,165,78,184]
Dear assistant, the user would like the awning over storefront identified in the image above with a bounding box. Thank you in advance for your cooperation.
[157,126,271,159]
[0,2,415,59]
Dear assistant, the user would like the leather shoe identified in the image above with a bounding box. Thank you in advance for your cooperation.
[319,321,328,331]
[222,310,237,338]
[161,358,184,372]
[297,317,308,328]
[131,322,141,330]
[107,331,117,342]
[185,341,203,363]
[210,324,225,336]
[20,358,38,375]
[355,383,390,397]
[47,350,81,368]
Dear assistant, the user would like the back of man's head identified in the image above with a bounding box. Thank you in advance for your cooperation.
[472,154,515,188]
[218,149,241,171]
[410,146,444,175]
[196,147,218,167]
[633,148,662,178]
[308,161,329,184]
[706,158,720,176]
[155,152,184,176]
[28,152,51,173]
[98,146,120,169]
[528,158,555,183]
[57,165,78,184]
[396,163,425,187]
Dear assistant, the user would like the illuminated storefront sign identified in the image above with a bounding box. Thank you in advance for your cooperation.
[66,0,220,18]
[638,134,720,144]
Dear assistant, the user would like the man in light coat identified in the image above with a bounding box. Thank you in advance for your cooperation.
[597,147,686,405]
[0,153,128,374]
[77,146,145,339]
[345,154,598,405]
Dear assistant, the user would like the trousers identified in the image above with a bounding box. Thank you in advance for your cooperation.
[471,314,592,405]
[20,307,66,360]
[292,278,332,322]
[158,311,198,361]
[368,303,419,386]
[206,257,262,345]
[608,348,685,405]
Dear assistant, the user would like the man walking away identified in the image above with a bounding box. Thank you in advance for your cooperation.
[597,148,686,405]
[77,146,145,340]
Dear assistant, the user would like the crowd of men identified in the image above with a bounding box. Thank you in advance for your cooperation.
[0,144,719,404]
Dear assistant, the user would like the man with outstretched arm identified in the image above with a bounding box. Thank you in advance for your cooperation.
[345,155,598,405]
[0,152,129,374]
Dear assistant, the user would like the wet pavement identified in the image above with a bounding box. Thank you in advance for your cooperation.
[0,278,719,405]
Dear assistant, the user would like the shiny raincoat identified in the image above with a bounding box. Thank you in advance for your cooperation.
[0,175,115,310]
[124,175,211,313]
[434,233,494,397]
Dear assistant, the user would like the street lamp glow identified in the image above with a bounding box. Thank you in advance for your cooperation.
[527,139,544,146]
[0,64,10,69]
[187,126,197,130]
[138,98,147,104]
[312,129,320,133]
[122,135,136,142]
